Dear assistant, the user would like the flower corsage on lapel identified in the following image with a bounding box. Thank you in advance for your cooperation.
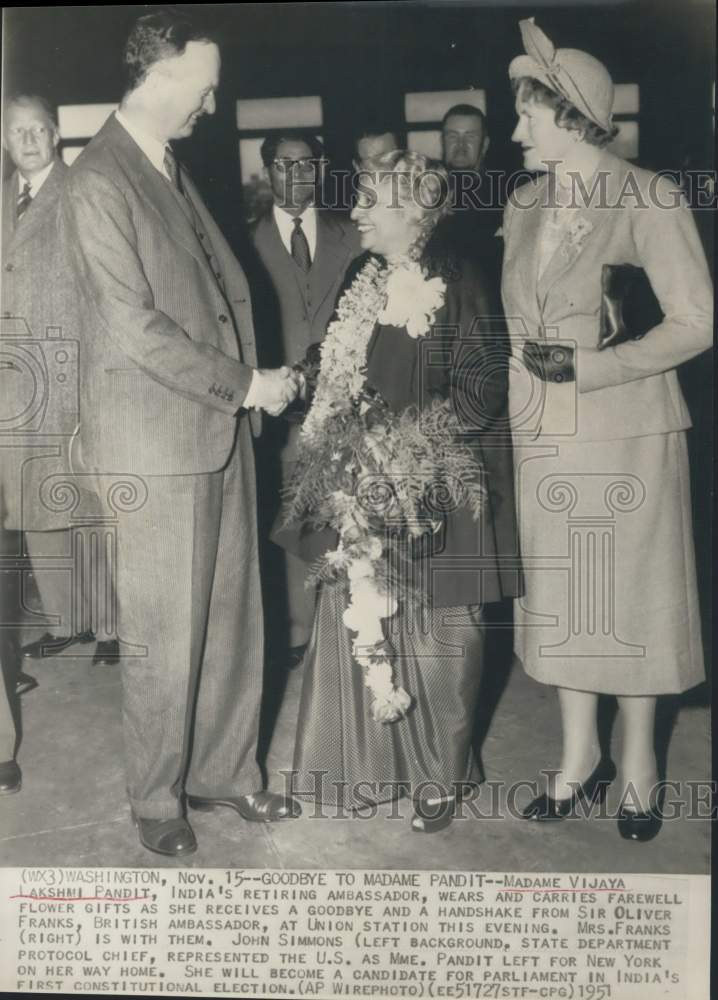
[561,215,594,260]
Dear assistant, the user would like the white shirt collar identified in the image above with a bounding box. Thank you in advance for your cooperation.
[115,109,170,179]
[18,160,56,198]
[272,203,317,260]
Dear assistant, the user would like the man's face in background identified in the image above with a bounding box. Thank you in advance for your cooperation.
[267,139,318,213]
[4,100,59,179]
[442,112,489,171]
[354,132,398,169]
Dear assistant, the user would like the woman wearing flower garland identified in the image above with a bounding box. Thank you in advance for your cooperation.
[502,20,712,841]
[277,150,520,833]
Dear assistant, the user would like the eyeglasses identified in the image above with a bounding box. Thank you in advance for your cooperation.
[271,157,319,173]
[7,125,51,141]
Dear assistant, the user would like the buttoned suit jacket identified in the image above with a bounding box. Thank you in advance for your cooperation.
[501,150,713,443]
[252,208,361,467]
[61,114,260,476]
[252,208,362,369]
[1,160,82,530]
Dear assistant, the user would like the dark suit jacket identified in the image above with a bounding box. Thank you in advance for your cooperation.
[252,208,361,465]
[252,208,361,369]
[276,251,522,607]
[61,114,260,476]
[1,160,82,530]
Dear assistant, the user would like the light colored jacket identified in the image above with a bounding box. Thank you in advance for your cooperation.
[501,150,713,443]
[61,114,260,476]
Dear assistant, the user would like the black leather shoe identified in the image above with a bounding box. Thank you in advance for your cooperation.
[133,814,197,856]
[617,805,663,842]
[522,759,617,821]
[187,790,301,822]
[22,630,95,659]
[93,638,121,666]
[15,671,39,696]
[0,760,22,794]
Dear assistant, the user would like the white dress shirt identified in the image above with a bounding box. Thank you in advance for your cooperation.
[18,160,56,199]
[273,203,317,262]
[115,109,171,180]
[114,111,266,410]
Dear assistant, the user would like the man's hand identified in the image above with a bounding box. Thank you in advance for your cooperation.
[246,366,299,416]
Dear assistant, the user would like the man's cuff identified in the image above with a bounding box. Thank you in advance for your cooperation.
[242,368,260,410]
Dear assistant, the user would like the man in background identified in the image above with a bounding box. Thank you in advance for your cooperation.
[62,10,299,857]
[441,103,502,284]
[252,131,361,663]
[2,95,119,668]
[353,125,399,169]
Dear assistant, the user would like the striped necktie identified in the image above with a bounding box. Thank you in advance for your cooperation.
[291,217,311,272]
[16,181,32,220]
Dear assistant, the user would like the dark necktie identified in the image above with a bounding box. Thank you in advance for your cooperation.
[291,217,311,272]
[163,148,225,289]
[163,147,183,193]
[16,181,32,221]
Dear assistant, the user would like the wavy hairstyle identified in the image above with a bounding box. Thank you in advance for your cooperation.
[512,76,619,148]
[359,150,452,263]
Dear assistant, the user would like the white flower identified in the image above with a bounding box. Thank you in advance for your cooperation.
[367,537,383,560]
[378,263,446,339]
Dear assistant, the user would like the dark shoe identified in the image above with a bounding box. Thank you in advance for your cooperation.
[411,796,455,834]
[617,805,663,842]
[15,671,38,695]
[187,790,301,822]
[287,644,307,669]
[22,630,95,659]
[133,814,197,857]
[522,759,617,821]
[93,638,121,666]
[0,760,22,794]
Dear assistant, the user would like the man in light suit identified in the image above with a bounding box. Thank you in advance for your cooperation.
[252,132,361,658]
[61,11,300,856]
[2,95,119,668]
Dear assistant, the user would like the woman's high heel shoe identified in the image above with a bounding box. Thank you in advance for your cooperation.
[411,796,455,834]
[617,806,662,842]
[521,758,617,821]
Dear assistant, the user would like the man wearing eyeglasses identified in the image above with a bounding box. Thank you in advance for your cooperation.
[1,95,120,675]
[252,131,361,665]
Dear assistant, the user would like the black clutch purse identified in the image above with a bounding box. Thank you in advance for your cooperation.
[598,264,664,351]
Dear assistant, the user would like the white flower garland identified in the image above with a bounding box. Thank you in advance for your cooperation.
[302,257,387,444]
[302,255,446,722]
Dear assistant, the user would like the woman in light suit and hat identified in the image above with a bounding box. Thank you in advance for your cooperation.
[502,19,712,840]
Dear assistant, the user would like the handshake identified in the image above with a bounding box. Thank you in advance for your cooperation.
[244,366,302,417]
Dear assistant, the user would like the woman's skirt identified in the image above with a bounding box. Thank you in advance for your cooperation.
[292,580,485,810]
[512,430,704,695]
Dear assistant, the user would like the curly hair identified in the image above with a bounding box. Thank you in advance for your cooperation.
[512,76,619,148]
[123,9,218,92]
[358,150,452,259]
